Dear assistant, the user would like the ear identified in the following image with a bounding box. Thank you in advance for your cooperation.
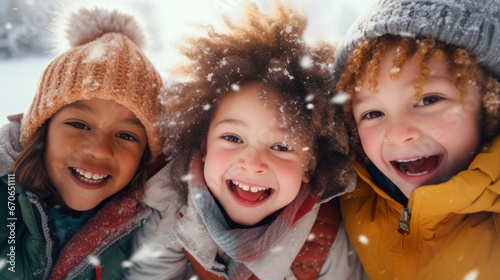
[302,158,317,184]
[200,140,207,162]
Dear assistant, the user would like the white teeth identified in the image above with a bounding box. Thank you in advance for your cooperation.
[231,180,268,192]
[73,167,109,181]
[405,170,430,176]
[396,156,428,163]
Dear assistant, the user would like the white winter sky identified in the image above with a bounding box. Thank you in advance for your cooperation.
[0,0,376,126]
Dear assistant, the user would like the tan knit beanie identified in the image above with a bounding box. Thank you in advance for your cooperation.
[20,5,163,157]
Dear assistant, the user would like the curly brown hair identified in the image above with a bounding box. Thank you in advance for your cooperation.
[336,34,500,163]
[159,0,355,197]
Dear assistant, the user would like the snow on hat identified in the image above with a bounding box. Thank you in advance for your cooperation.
[20,5,163,157]
[333,0,500,80]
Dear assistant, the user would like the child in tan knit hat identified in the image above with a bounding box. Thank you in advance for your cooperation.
[0,5,163,279]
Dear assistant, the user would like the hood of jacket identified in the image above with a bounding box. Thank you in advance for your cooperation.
[0,114,23,177]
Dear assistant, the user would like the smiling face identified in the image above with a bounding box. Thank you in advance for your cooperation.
[44,99,147,211]
[202,83,314,226]
[352,47,482,198]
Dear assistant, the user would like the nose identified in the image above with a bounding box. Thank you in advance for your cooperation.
[384,118,421,145]
[237,147,269,174]
[81,132,114,159]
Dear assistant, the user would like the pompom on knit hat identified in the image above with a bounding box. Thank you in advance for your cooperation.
[20,5,163,157]
[333,0,500,80]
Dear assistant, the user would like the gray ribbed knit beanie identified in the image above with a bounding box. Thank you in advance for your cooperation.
[333,0,500,79]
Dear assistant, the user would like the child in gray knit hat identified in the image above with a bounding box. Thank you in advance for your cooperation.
[333,0,500,278]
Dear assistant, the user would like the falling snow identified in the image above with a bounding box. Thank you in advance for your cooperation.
[270,245,285,253]
[331,92,350,104]
[82,44,107,63]
[181,173,193,182]
[87,255,101,266]
[231,84,240,91]
[307,233,316,241]
[304,94,314,102]
[358,234,369,245]
[399,32,415,37]
[389,67,400,74]
[463,269,479,280]
[300,54,313,68]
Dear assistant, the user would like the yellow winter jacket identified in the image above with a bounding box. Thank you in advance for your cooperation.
[340,136,500,280]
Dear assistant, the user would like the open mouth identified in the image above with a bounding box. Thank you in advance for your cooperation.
[228,180,273,202]
[70,167,110,184]
[391,155,441,176]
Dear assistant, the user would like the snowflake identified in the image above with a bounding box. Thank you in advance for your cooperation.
[331,92,350,104]
[307,233,316,241]
[83,44,107,63]
[389,67,400,74]
[300,55,313,69]
[358,234,369,245]
[270,245,284,253]
[304,94,314,102]
[231,84,240,91]
[463,269,479,280]
[207,73,213,81]
[87,255,100,266]
[181,173,193,182]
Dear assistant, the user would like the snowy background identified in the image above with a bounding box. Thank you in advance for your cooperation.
[0,0,376,126]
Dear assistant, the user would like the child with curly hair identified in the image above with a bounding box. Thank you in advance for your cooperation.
[127,1,364,279]
[333,0,500,278]
[0,5,163,279]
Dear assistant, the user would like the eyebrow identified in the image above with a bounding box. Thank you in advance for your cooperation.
[66,102,94,113]
[213,118,248,128]
[352,95,369,107]
[65,103,143,127]
[213,118,290,135]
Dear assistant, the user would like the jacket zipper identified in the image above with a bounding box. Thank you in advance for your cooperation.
[398,207,411,235]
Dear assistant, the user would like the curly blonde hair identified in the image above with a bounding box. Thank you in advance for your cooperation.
[336,34,500,163]
[159,1,355,196]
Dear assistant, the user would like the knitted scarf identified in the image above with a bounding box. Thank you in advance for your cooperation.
[185,151,321,278]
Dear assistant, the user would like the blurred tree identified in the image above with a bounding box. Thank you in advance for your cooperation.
[0,0,63,58]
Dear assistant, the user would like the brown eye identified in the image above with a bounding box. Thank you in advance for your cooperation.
[271,144,292,152]
[116,133,138,142]
[223,135,242,143]
[416,95,443,106]
[362,111,384,119]
[65,122,89,130]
